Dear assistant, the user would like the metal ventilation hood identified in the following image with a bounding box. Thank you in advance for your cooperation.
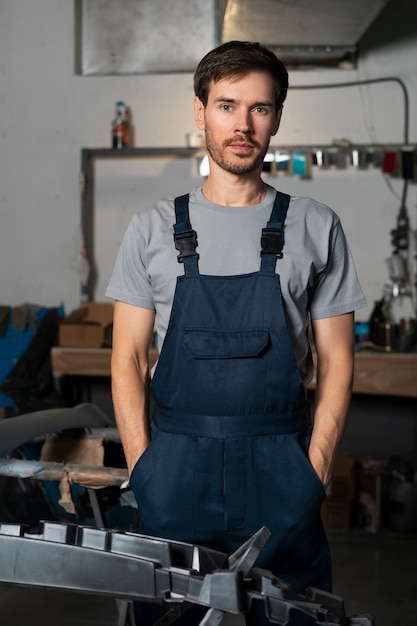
[220,0,392,68]
[76,0,392,75]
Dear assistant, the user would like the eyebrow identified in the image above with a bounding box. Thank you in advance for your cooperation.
[213,96,274,108]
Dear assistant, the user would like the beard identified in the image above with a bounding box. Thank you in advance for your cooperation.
[205,129,270,176]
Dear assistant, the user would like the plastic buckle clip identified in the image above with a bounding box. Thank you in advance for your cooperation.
[261,227,283,258]
[174,229,199,263]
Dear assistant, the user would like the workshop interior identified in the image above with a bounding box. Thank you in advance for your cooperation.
[1,0,417,624]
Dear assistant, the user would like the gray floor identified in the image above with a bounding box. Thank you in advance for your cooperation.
[0,530,416,626]
[329,530,417,626]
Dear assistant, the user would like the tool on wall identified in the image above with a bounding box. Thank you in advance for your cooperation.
[381,148,417,350]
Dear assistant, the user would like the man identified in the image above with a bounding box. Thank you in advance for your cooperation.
[106,41,366,625]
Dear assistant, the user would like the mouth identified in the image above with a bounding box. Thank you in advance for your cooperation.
[227,140,257,154]
[229,141,253,148]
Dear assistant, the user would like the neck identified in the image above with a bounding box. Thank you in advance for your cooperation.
[202,170,267,207]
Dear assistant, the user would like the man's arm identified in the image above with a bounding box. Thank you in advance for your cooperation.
[111,300,156,475]
[310,312,355,488]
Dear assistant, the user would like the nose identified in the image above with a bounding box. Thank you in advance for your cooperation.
[235,109,252,134]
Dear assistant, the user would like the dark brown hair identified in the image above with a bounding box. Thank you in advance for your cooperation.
[194,41,289,113]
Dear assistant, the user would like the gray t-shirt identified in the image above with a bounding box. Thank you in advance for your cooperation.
[106,185,366,384]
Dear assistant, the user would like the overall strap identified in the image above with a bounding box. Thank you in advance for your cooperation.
[260,191,291,273]
[173,194,199,276]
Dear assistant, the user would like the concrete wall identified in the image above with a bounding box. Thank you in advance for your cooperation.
[1,0,416,319]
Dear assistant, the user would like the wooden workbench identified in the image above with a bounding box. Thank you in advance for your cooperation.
[51,347,158,377]
[51,347,417,399]
[309,350,417,399]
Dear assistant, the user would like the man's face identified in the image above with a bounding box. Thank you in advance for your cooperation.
[194,71,281,176]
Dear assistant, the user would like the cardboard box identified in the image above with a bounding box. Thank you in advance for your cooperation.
[321,455,358,533]
[321,501,354,534]
[59,302,113,348]
[326,455,357,502]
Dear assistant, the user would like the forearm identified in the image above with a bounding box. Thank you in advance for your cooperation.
[309,365,353,487]
[110,301,155,475]
[310,313,355,487]
[111,353,151,475]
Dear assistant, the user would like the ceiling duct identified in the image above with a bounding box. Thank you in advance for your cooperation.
[220,0,392,68]
[76,0,391,75]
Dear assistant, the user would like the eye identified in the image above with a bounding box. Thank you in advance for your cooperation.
[254,106,269,114]
[220,104,233,111]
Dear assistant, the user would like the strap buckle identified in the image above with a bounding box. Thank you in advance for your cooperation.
[174,228,199,263]
[261,226,284,258]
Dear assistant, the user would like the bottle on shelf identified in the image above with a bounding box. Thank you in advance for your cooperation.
[111,101,130,149]
[368,297,386,347]
[387,286,417,352]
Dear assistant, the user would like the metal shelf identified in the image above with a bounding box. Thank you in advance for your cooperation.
[82,147,199,159]
[80,147,200,300]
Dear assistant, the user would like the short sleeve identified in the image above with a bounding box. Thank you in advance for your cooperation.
[105,213,155,310]
[309,219,367,320]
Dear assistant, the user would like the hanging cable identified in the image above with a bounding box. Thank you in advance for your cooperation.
[291,76,411,207]
[291,76,416,316]
[289,77,410,145]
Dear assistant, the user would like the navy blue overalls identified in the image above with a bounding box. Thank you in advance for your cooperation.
[130,191,331,625]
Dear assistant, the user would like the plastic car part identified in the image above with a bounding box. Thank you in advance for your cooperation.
[0,521,374,625]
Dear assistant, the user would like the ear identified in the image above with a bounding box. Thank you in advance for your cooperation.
[194,97,206,131]
[271,106,283,137]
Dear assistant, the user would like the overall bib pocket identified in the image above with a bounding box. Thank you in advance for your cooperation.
[183,328,269,414]
[184,327,269,358]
